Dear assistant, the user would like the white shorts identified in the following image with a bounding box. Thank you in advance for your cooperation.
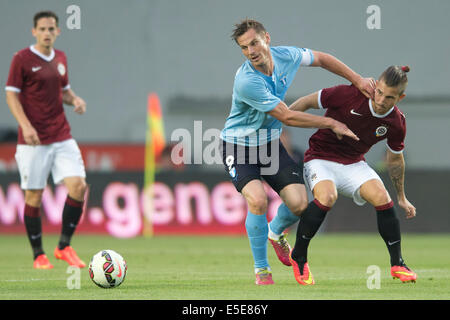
[303,159,383,206]
[15,138,86,190]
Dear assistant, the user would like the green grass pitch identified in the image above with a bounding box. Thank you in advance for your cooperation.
[0,233,449,300]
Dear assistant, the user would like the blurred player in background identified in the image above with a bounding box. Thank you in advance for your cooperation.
[286,65,417,285]
[220,19,375,285]
[5,11,87,269]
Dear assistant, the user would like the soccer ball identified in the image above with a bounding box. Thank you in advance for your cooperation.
[88,250,127,288]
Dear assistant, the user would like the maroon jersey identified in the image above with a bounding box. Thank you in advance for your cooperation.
[6,46,72,145]
[304,85,406,164]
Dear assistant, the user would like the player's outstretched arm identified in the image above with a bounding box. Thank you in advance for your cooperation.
[310,50,375,99]
[386,149,416,219]
[268,101,359,141]
[63,88,86,115]
[288,92,320,112]
[5,91,40,145]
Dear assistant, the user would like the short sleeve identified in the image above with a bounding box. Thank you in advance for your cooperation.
[285,47,314,66]
[318,85,358,110]
[236,76,281,112]
[5,53,24,92]
[387,114,406,153]
[61,53,70,90]
[298,48,314,66]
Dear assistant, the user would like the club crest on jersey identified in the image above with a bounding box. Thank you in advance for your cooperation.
[57,63,66,76]
[375,125,388,137]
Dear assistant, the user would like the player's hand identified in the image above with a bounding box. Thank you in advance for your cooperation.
[22,125,41,146]
[331,120,359,141]
[73,96,86,115]
[356,77,376,99]
[398,197,416,219]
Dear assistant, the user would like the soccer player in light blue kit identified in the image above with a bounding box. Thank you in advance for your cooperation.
[220,19,375,285]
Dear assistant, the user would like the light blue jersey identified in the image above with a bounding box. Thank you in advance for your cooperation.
[221,46,314,146]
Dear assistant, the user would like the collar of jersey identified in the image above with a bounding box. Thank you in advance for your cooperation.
[30,45,55,62]
[247,56,277,82]
[369,99,395,118]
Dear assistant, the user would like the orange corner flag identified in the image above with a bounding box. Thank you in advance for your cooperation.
[147,93,166,161]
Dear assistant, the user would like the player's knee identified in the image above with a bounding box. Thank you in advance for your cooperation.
[246,195,268,214]
[75,179,87,194]
[69,179,87,201]
[25,190,44,207]
[372,192,392,207]
[316,192,337,208]
[286,198,308,216]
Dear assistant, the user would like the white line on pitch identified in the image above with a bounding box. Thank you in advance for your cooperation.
[2,278,67,282]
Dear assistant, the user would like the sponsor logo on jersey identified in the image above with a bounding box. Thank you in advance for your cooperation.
[350,109,363,116]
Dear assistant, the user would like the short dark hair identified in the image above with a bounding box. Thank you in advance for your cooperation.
[231,19,266,44]
[33,11,59,28]
[379,65,410,95]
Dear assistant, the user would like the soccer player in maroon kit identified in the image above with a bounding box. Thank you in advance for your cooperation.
[287,65,417,284]
[5,11,87,269]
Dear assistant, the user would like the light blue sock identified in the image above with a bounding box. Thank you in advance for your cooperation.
[245,211,269,269]
[269,203,300,236]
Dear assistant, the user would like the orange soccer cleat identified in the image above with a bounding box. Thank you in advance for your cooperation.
[33,254,54,269]
[268,233,292,266]
[391,265,417,283]
[54,246,86,268]
[289,250,315,285]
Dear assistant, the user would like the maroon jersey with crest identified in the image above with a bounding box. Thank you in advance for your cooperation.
[303,85,406,164]
[6,46,71,145]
